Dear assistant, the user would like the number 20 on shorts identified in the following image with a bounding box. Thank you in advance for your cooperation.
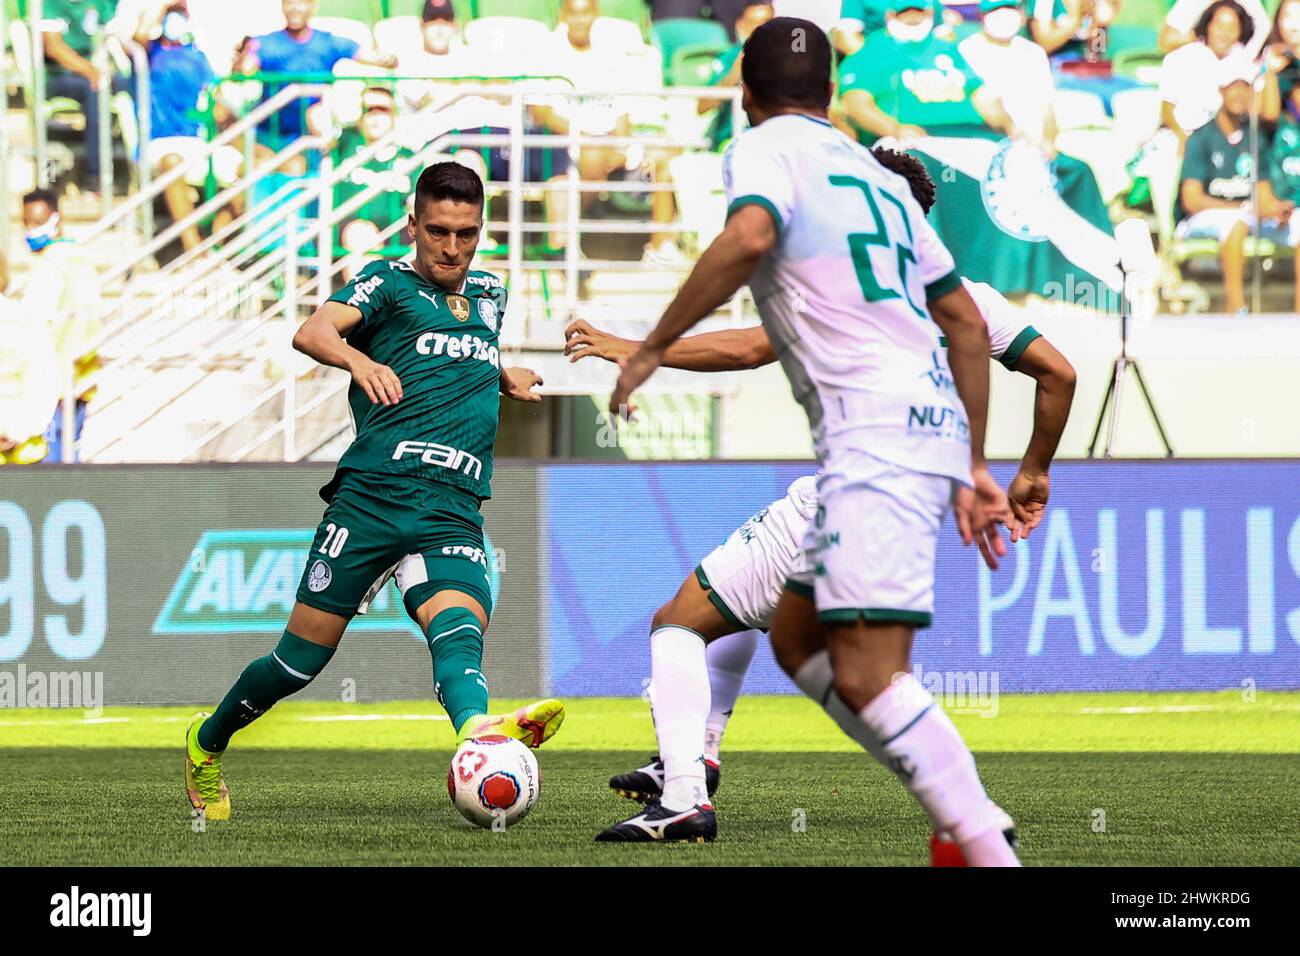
[319,523,349,558]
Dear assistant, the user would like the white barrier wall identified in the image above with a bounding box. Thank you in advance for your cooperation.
[721,312,1300,460]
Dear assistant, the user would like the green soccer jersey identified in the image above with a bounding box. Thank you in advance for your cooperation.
[1269,119,1300,205]
[1177,119,1262,219]
[322,259,507,504]
[41,0,118,58]
[838,32,986,141]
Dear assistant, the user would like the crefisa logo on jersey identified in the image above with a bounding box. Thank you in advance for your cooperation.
[478,298,498,333]
[307,559,332,593]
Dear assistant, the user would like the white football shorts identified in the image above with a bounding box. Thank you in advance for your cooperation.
[696,475,818,631]
[785,449,953,627]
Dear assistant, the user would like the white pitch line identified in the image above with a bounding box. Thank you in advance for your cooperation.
[297,714,449,722]
[1079,704,1300,714]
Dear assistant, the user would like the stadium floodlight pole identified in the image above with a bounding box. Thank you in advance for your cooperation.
[1087,219,1174,459]
[61,363,75,464]
[30,0,49,189]
[507,89,524,333]
[1250,64,1264,316]
[284,207,300,462]
[0,0,9,258]
[316,150,334,308]
[120,37,153,243]
[95,36,112,219]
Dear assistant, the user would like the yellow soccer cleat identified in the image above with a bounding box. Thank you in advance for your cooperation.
[458,699,566,749]
[185,712,231,821]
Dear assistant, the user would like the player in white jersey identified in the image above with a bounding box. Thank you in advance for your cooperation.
[577,154,1075,857]
[602,18,1022,863]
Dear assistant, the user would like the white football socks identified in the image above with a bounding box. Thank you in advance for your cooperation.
[858,673,1019,866]
[792,650,890,766]
[649,626,711,811]
[703,630,758,761]
[794,653,1018,866]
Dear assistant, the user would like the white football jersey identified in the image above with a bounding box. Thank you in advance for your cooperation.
[962,278,1041,369]
[722,114,970,483]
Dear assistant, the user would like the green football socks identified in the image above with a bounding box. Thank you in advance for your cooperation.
[426,607,489,731]
[198,631,335,753]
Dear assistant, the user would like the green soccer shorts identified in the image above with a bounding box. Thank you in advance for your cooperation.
[294,471,494,620]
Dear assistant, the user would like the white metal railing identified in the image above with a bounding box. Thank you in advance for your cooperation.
[72,81,745,463]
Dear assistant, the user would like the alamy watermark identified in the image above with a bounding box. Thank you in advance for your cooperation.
[1039,272,1159,323]
[891,663,1000,717]
[0,664,104,717]
[596,406,711,458]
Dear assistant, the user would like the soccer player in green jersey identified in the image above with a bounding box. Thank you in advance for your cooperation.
[184,162,564,822]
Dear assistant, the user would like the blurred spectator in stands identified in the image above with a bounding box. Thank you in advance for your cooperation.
[235,0,398,173]
[40,0,135,198]
[1161,0,1269,59]
[834,0,949,56]
[134,0,245,252]
[333,87,417,278]
[535,0,685,265]
[19,190,103,464]
[1134,0,1277,242]
[399,0,474,85]
[1029,0,1118,62]
[1177,60,1298,313]
[838,0,1010,146]
[960,0,1058,154]
[1265,0,1300,121]
[1160,0,1274,146]
[650,0,753,39]
[0,250,59,467]
[699,1,773,151]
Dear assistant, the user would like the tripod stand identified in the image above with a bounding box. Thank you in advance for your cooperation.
[1087,271,1174,458]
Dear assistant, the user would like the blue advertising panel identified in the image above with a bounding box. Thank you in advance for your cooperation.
[545,461,1300,695]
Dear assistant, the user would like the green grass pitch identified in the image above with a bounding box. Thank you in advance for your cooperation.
[2,692,1298,866]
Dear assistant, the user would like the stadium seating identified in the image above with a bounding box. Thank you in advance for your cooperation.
[384,0,477,24]
[590,16,649,52]
[476,0,559,28]
[463,15,554,63]
[651,17,730,85]
[6,19,82,126]
[312,16,378,48]
[668,43,725,86]
[589,0,652,31]
[373,16,431,59]
[317,0,383,24]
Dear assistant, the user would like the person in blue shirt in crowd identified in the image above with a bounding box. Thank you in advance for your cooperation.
[134,0,245,252]
[235,0,398,174]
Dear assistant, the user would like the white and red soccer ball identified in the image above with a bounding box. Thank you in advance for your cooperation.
[448,735,540,828]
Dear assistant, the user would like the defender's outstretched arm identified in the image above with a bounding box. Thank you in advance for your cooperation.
[610,205,777,413]
[566,320,775,372]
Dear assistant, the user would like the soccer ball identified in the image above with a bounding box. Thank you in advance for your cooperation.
[447,735,540,828]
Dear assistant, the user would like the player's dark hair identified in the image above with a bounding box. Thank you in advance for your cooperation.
[871,147,937,214]
[741,17,832,112]
[414,161,484,214]
[1195,0,1253,45]
[22,187,58,211]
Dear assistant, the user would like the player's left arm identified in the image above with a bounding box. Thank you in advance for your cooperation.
[1007,335,1077,540]
[609,205,776,414]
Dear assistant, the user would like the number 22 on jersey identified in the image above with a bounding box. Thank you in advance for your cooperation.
[828,175,925,319]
